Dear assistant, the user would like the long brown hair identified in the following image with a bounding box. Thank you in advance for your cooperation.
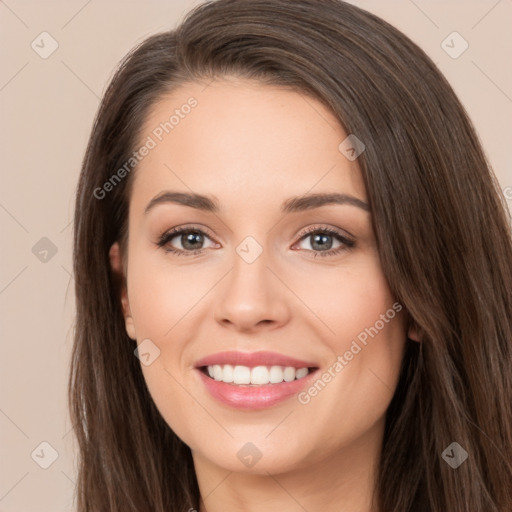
[69,0,512,510]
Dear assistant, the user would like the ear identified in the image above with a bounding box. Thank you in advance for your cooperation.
[109,242,136,340]
[407,323,420,343]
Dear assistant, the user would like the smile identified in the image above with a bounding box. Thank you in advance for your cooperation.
[194,351,319,409]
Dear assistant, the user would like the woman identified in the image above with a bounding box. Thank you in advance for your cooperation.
[68,0,512,510]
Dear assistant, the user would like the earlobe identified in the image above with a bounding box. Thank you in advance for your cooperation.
[407,323,420,343]
[109,242,137,341]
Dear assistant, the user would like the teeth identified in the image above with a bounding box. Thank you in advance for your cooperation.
[221,364,234,383]
[233,365,251,384]
[213,365,223,381]
[295,367,309,379]
[251,366,269,385]
[283,366,295,382]
[269,365,284,383]
[206,364,311,385]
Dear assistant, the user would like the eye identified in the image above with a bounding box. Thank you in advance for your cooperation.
[157,226,218,256]
[157,224,355,258]
[293,225,355,258]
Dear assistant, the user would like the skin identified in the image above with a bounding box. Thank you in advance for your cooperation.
[110,77,418,512]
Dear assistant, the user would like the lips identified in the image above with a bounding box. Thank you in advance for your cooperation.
[194,351,319,409]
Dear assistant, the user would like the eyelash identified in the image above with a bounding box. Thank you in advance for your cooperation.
[156,224,355,258]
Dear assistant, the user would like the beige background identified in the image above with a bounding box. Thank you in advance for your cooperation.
[0,1,511,511]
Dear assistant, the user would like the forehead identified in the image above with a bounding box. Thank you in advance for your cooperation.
[130,77,366,213]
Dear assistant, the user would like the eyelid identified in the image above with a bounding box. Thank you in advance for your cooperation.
[158,223,218,241]
[295,224,355,242]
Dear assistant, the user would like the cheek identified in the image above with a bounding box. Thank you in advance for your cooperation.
[289,252,399,343]
[125,258,202,445]
[126,250,214,340]
[326,257,406,386]
[291,256,406,429]
[124,252,221,444]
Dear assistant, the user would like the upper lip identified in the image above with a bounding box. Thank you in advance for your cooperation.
[195,351,318,369]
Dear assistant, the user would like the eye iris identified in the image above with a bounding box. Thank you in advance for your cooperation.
[182,231,204,250]
[311,233,333,251]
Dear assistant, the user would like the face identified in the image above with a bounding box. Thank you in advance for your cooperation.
[110,77,410,476]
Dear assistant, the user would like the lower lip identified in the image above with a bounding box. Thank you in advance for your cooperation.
[197,369,317,409]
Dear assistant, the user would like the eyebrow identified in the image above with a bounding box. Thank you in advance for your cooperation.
[144,191,370,215]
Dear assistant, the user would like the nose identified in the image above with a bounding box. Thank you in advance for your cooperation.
[213,245,291,334]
